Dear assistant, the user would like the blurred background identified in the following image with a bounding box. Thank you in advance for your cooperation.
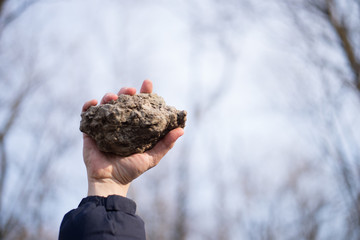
[0,0,359,239]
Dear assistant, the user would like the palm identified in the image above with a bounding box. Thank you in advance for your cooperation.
[83,135,153,185]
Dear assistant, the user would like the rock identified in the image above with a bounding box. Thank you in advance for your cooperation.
[80,93,187,156]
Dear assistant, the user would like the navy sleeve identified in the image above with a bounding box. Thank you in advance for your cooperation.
[59,195,146,240]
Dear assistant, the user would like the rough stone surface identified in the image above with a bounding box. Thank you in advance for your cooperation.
[80,93,187,157]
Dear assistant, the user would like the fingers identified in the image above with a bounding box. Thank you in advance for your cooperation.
[147,128,184,167]
[140,79,153,93]
[82,92,117,113]
[118,87,136,96]
[83,92,118,112]
[83,80,152,113]
[82,99,98,112]
[100,93,118,104]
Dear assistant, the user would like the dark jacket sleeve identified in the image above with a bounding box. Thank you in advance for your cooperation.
[58,195,146,240]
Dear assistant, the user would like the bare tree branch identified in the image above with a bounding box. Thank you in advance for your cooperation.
[0,0,6,15]
[0,78,39,221]
[0,141,6,219]
[322,0,360,91]
[0,0,38,37]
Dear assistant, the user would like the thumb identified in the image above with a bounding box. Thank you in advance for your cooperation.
[147,128,184,167]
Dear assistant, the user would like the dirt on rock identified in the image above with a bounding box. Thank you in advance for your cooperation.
[80,93,187,157]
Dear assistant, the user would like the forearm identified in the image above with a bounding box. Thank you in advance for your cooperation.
[87,178,130,197]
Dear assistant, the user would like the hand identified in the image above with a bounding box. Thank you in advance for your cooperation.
[82,80,184,197]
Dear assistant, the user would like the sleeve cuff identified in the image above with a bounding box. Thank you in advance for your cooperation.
[79,195,137,215]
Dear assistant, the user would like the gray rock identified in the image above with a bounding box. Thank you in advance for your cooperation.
[80,93,187,156]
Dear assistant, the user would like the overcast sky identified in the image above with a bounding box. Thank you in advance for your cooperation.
[1,0,359,238]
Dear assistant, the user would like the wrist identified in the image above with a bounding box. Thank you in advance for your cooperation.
[87,178,130,197]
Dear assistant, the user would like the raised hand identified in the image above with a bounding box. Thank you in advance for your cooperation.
[82,80,184,197]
